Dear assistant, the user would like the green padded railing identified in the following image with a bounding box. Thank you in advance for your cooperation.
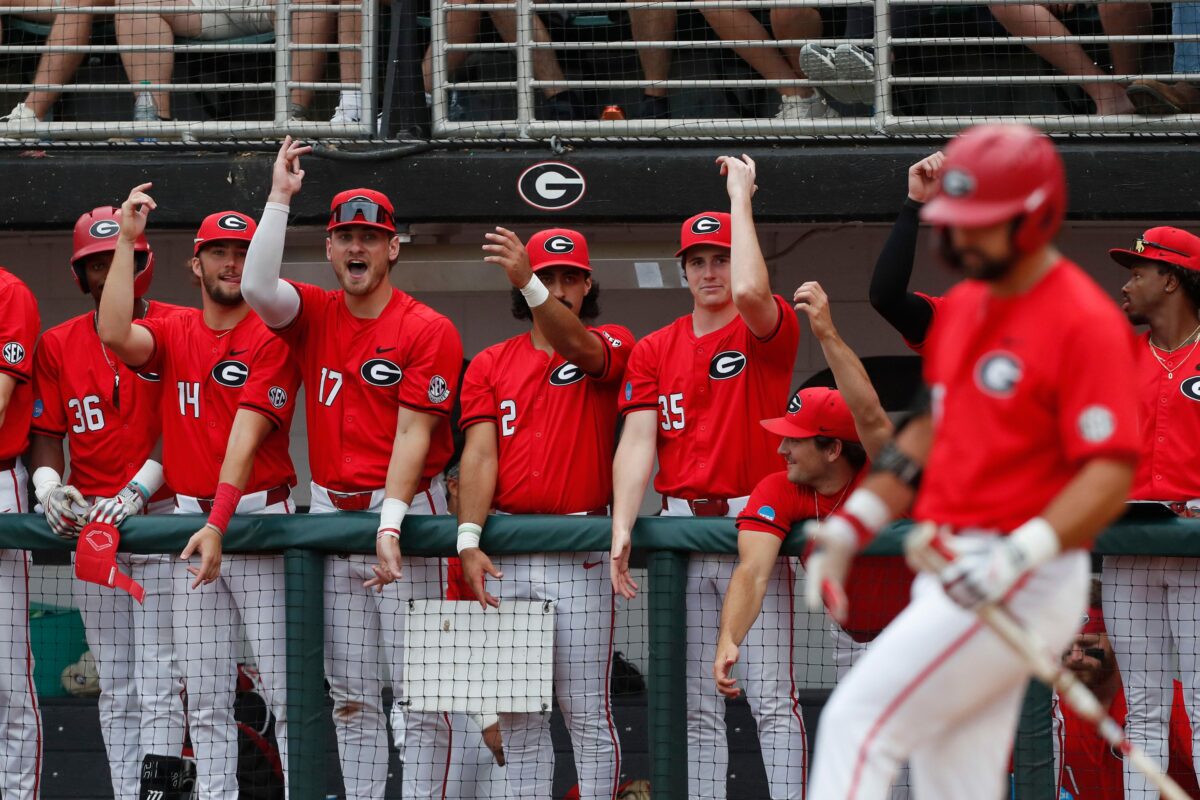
[1,513,1195,799]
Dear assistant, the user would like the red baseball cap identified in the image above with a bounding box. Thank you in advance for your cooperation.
[676,211,731,257]
[328,188,396,234]
[527,228,591,272]
[1080,605,1107,636]
[193,211,256,255]
[1109,226,1200,273]
[761,387,860,442]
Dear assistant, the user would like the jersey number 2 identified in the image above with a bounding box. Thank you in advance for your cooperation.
[658,393,685,431]
[499,399,517,437]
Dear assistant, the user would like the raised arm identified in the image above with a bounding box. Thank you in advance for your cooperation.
[97,184,157,368]
[482,227,606,374]
[720,155,780,339]
[242,137,309,329]
[868,152,944,345]
[794,280,894,459]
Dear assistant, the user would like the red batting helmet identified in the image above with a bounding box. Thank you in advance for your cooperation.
[71,206,154,297]
[193,211,257,255]
[921,124,1066,256]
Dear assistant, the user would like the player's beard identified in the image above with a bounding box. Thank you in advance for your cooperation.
[939,233,1014,282]
[202,271,244,307]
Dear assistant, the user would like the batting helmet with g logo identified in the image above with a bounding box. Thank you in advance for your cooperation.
[527,228,591,273]
[71,206,154,296]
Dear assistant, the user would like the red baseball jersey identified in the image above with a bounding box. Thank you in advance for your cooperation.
[133,309,299,498]
[458,324,634,514]
[1055,681,1199,799]
[0,268,40,461]
[914,259,1140,532]
[903,292,944,354]
[1129,330,1200,501]
[274,281,463,493]
[620,296,800,499]
[738,466,914,641]
[32,302,185,500]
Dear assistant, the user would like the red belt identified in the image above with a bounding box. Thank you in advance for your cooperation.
[324,477,433,512]
[196,485,289,513]
[662,497,730,517]
[0,456,15,472]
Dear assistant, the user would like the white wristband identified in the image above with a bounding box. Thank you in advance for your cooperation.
[457,522,483,554]
[32,467,62,506]
[519,274,550,308]
[843,488,891,532]
[379,498,409,533]
[1009,517,1061,570]
[130,459,165,500]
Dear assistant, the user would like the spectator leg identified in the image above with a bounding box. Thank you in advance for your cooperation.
[486,6,568,98]
[1097,3,1152,76]
[700,9,813,98]
[336,7,363,112]
[21,0,113,119]
[421,0,481,94]
[769,8,821,78]
[288,0,336,113]
[627,6,674,98]
[114,0,205,118]
[987,3,1136,114]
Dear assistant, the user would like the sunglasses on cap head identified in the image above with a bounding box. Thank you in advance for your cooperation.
[1135,237,1192,259]
[329,200,394,229]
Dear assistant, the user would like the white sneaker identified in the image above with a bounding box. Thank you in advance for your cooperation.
[833,44,876,106]
[774,92,839,120]
[0,103,43,137]
[329,105,362,124]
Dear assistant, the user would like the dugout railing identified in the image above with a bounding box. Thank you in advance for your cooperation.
[1,513,1195,799]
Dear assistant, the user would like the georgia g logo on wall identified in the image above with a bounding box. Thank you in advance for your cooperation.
[212,360,249,387]
[217,213,249,231]
[517,162,586,211]
[691,215,722,235]
[89,219,120,239]
[974,351,1023,398]
[710,351,747,380]
[361,358,403,387]
[550,362,586,386]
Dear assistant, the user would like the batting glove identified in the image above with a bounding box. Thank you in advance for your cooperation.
[938,518,1060,610]
[32,467,88,539]
[803,488,890,624]
[89,482,149,527]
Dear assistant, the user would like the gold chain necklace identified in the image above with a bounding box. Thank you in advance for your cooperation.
[1149,322,1200,380]
[812,480,853,522]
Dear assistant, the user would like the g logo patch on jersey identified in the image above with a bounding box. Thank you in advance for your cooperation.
[3,341,25,365]
[709,351,747,380]
[787,392,802,413]
[88,220,120,239]
[974,352,1023,398]
[268,386,288,409]
[550,363,586,386]
[428,375,450,404]
[212,360,249,387]
[691,215,722,235]
[361,358,403,387]
[543,235,574,254]
[1181,376,1200,402]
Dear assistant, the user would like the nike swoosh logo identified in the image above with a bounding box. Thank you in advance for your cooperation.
[229,348,248,356]
[582,560,603,569]
[376,346,396,354]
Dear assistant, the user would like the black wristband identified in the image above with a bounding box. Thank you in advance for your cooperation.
[872,440,923,491]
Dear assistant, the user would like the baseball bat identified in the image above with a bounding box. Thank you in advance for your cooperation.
[905,522,1191,800]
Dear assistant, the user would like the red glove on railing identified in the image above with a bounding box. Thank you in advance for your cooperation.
[75,522,146,603]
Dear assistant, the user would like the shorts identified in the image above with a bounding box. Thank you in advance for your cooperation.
[191,0,273,40]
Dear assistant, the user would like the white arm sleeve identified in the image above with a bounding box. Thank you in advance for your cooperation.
[242,201,301,329]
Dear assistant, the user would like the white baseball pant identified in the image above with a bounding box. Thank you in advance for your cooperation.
[663,496,808,800]
[0,459,42,800]
[75,515,185,800]
[489,547,621,800]
[810,542,1088,800]
[312,481,462,800]
[173,489,294,800]
[828,625,910,800]
[1102,555,1200,798]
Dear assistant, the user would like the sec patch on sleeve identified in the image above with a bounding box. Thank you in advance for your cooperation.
[3,342,25,365]
[428,375,450,404]
[1077,405,1115,443]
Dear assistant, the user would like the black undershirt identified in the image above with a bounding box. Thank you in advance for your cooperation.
[868,198,934,346]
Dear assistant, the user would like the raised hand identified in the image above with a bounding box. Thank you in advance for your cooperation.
[482,227,534,289]
[269,135,312,203]
[717,154,758,202]
[907,151,945,204]
[119,183,156,242]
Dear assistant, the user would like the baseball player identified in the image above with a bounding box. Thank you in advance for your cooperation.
[868,151,947,353]
[611,154,803,799]
[802,123,1141,798]
[241,137,464,799]
[456,226,631,799]
[1105,225,1200,797]
[0,265,42,800]
[97,185,301,800]
[29,205,186,799]
[1054,602,1200,799]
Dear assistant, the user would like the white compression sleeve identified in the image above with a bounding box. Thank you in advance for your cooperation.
[242,202,301,328]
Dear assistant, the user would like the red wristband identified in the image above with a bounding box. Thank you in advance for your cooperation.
[206,482,243,535]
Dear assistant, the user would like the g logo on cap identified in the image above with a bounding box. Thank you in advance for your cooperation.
[217,214,249,231]
[942,169,976,198]
[544,235,575,254]
[691,216,722,235]
[787,393,802,413]
[89,220,120,239]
